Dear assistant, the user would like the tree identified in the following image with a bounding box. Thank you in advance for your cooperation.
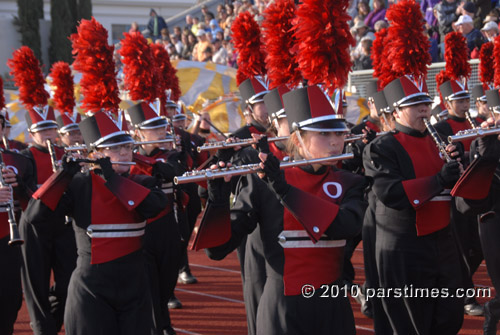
[49,0,73,65]
[77,0,92,21]
[14,0,43,62]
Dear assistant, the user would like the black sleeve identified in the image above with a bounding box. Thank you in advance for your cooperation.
[325,175,368,240]
[363,138,414,210]
[205,174,260,260]
[128,175,169,219]
[455,166,499,215]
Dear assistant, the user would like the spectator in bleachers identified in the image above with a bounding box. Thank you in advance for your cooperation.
[351,21,375,61]
[356,1,371,22]
[434,0,460,42]
[219,10,229,30]
[364,0,386,30]
[454,14,486,58]
[215,30,224,43]
[212,39,228,65]
[204,12,216,29]
[173,26,182,40]
[171,34,183,55]
[225,3,235,19]
[422,0,440,28]
[185,15,194,32]
[129,21,140,34]
[348,0,360,23]
[481,20,499,41]
[202,5,215,21]
[353,39,373,70]
[191,17,200,36]
[483,12,499,25]
[373,19,388,32]
[147,9,168,40]
[192,29,213,62]
[181,32,196,60]
[201,46,213,62]
[209,19,224,41]
[160,28,170,43]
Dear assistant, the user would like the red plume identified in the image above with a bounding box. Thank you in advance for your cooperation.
[150,46,181,102]
[293,0,355,93]
[0,77,5,111]
[261,0,301,89]
[371,28,396,88]
[435,70,450,103]
[7,46,49,110]
[479,42,494,89]
[494,35,500,88]
[443,32,471,80]
[70,17,120,114]
[120,32,158,103]
[150,44,169,103]
[50,61,75,113]
[385,0,431,84]
[232,12,267,85]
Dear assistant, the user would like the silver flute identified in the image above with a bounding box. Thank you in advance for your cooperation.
[448,127,500,143]
[174,153,354,185]
[196,136,289,153]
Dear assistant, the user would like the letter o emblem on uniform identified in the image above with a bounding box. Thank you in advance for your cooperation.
[323,182,342,199]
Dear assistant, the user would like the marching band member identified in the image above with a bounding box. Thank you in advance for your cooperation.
[127,101,184,335]
[205,85,367,334]
[364,74,464,334]
[26,110,168,335]
[456,89,500,334]
[8,46,75,335]
[0,108,36,335]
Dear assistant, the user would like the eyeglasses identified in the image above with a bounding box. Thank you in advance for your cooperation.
[103,143,134,153]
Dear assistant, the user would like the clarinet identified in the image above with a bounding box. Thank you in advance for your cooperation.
[46,139,59,172]
[465,111,478,129]
[2,136,10,150]
[423,118,452,163]
[0,149,23,246]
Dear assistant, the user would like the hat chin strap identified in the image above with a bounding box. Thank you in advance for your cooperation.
[296,131,313,160]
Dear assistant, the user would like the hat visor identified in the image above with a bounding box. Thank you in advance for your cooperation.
[447,92,471,101]
[295,118,349,132]
[136,117,168,130]
[93,133,134,149]
[58,124,80,134]
[247,91,269,105]
[398,94,433,107]
[29,121,59,133]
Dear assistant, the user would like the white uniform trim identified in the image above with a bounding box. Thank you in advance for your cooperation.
[278,230,346,248]
[86,221,146,238]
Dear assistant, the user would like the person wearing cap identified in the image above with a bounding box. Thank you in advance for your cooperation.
[363,75,464,334]
[57,111,84,147]
[435,80,486,317]
[480,20,499,41]
[205,85,367,334]
[472,84,491,121]
[192,28,212,62]
[25,110,168,335]
[0,110,28,152]
[127,101,185,335]
[454,14,486,56]
[20,105,77,335]
[232,77,271,140]
[455,89,500,335]
[0,110,36,335]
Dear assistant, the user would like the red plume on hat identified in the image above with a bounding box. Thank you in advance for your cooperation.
[232,11,267,85]
[293,0,354,93]
[261,0,301,89]
[70,17,120,114]
[385,0,431,84]
[50,61,75,114]
[7,46,49,110]
[444,32,471,81]
[493,35,500,88]
[371,28,395,88]
[150,43,181,102]
[120,32,158,103]
[0,77,5,111]
[479,42,494,90]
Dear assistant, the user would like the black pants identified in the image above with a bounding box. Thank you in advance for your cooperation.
[361,195,392,334]
[20,219,77,334]
[64,252,151,335]
[256,277,355,335]
[178,184,201,274]
[376,225,464,335]
[144,213,182,334]
[0,236,22,335]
